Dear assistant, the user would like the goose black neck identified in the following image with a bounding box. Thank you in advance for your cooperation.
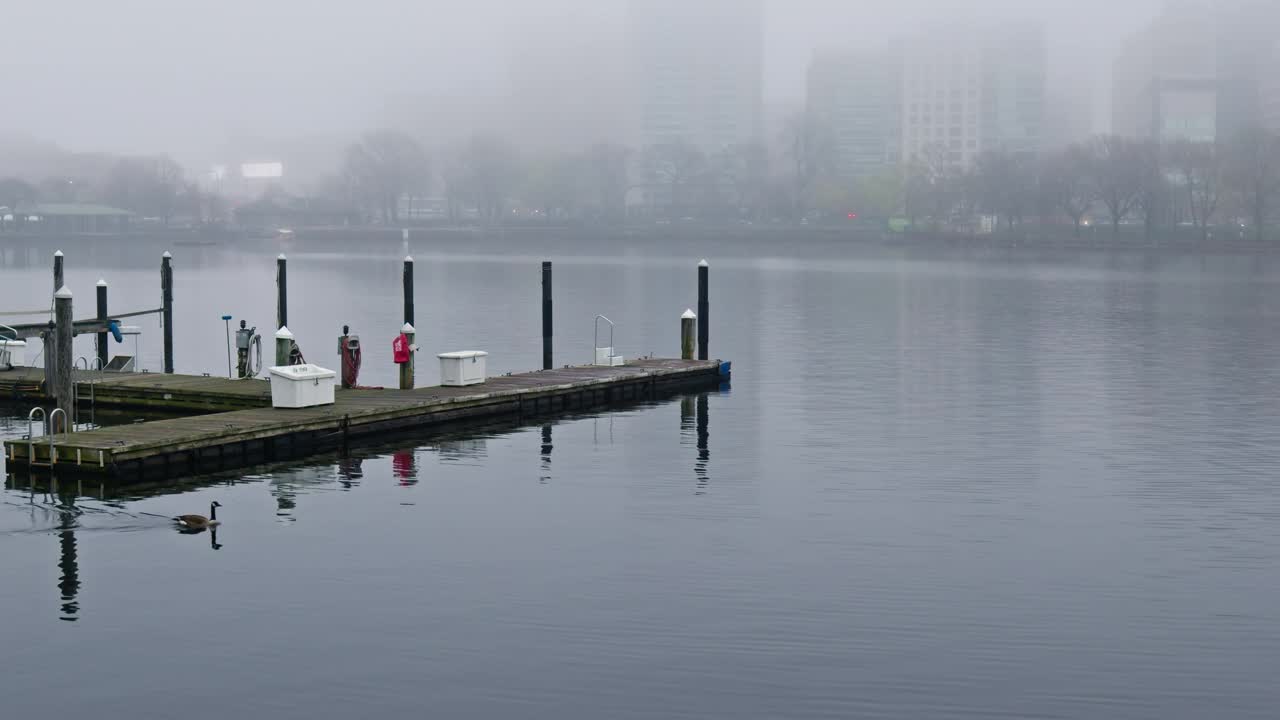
[210,504,217,521]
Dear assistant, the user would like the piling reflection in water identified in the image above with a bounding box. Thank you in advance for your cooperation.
[680,394,712,495]
[540,425,553,484]
[337,456,364,489]
[56,504,80,622]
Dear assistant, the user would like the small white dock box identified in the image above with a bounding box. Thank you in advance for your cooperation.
[268,363,337,408]
[0,339,27,368]
[438,351,488,387]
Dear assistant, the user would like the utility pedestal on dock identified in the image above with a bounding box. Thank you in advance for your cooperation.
[399,324,415,390]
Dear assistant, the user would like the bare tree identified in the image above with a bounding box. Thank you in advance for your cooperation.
[1224,128,1280,242]
[1166,139,1224,242]
[342,130,430,224]
[973,150,1036,231]
[103,155,185,223]
[1087,135,1145,236]
[1042,145,1095,236]
[785,110,837,221]
[642,141,706,218]
[462,135,521,222]
[904,143,958,230]
[583,143,631,222]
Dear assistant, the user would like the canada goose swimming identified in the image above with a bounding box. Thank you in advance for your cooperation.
[174,501,221,530]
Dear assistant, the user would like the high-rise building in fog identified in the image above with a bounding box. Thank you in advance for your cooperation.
[1217,0,1280,137]
[1112,2,1217,142]
[898,23,1045,170]
[503,8,627,151]
[627,0,763,152]
[807,51,900,179]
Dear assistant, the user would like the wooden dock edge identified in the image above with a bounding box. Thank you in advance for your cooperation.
[5,360,729,481]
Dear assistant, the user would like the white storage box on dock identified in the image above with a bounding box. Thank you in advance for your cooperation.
[268,364,337,408]
[0,339,26,368]
[438,351,488,387]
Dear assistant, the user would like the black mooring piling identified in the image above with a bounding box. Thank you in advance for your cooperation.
[697,259,709,361]
[542,261,553,370]
[96,279,109,369]
[161,252,174,374]
[403,256,415,327]
[276,254,288,330]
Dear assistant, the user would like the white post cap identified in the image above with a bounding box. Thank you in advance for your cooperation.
[54,250,64,257]
[162,251,172,258]
[277,253,287,260]
[405,255,414,263]
[54,286,73,299]
[401,323,415,334]
[96,278,108,287]
[698,258,709,267]
[682,309,697,319]
[275,326,294,340]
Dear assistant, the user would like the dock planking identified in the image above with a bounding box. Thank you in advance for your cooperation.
[4,358,728,479]
[0,367,272,411]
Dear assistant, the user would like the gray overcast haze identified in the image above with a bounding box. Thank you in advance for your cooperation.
[2,0,1161,162]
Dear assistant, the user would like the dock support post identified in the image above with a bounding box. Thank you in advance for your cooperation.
[96,279,109,369]
[161,252,174,374]
[276,254,288,330]
[275,327,293,368]
[53,250,64,293]
[400,323,415,390]
[46,251,64,384]
[681,309,696,360]
[697,259,709,361]
[53,286,74,432]
[542,261,553,370]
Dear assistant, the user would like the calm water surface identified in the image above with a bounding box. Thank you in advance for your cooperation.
[2,236,1279,719]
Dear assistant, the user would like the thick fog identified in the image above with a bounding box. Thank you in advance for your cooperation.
[2,0,1160,164]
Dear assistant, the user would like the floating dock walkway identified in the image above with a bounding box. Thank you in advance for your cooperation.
[4,359,727,480]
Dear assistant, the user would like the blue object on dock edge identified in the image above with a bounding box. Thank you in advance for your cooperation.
[719,361,732,377]
[108,320,123,343]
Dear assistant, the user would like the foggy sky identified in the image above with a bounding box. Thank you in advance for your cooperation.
[2,0,1162,161]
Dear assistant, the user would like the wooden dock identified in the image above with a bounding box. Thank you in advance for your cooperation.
[4,359,728,480]
[0,367,271,411]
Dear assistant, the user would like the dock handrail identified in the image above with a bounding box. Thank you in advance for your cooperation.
[594,315,615,354]
[27,407,46,467]
[74,356,103,429]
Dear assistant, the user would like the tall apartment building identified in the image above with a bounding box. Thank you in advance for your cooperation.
[627,0,764,152]
[898,22,1045,169]
[1112,2,1217,142]
[806,51,900,179]
[1218,0,1280,137]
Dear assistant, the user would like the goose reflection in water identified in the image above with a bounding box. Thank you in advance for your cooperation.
[178,524,223,551]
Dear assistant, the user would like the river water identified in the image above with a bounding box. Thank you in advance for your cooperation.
[2,234,1279,719]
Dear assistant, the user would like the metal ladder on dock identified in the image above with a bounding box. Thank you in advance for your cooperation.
[20,406,68,468]
[73,357,102,430]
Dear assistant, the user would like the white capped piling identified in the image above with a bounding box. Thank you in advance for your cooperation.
[399,323,415,390]
[681,309,697,361]
[275,326,293,367]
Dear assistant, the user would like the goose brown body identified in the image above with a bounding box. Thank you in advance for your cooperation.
[175,502,221,529]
